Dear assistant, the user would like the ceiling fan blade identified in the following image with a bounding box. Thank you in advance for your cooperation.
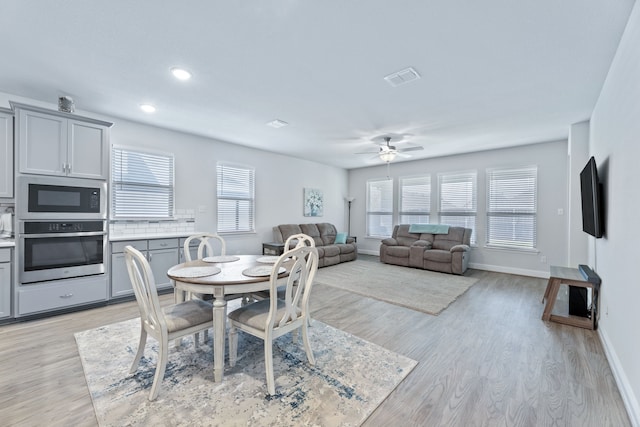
[398,146,424,153]
[355,150,380,154]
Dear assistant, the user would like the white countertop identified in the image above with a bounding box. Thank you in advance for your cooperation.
[0,239,15,248]
[108,232,201,242]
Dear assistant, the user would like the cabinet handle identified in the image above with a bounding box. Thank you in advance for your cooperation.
[67,163,71,174]
[148,252,153,261]
[59,293,73,299]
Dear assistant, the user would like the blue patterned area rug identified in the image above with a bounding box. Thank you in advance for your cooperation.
[75,315,417,426]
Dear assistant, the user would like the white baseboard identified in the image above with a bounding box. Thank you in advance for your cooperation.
[358,249,379,256]
[468,262,549,278]
[598,326,640,427]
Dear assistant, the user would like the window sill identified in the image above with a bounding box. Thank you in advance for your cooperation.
[217,231,257,236]
[110,218,180,223]
[484,244,539,254]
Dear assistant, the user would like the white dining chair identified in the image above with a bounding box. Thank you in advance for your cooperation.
[182,233,225,301]
[183,233,226,262]
[124,245,214,401]
[250,233,316,304]
[284,233,316,250]
[228,245,319,395]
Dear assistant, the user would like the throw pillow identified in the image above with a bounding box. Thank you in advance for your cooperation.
[335,232,348,244]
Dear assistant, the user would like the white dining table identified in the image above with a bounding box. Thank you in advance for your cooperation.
[167,254,291,382]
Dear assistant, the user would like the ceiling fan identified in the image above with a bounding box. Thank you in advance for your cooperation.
[356,135,424,163]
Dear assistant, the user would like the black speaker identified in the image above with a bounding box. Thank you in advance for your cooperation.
[568,286,589,317]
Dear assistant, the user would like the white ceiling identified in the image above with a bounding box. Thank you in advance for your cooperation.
[0,1,634,169]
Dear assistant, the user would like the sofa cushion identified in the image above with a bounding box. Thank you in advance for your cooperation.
[424,249,452,263]
[277,224,302,242]
[317,223,338,246]
[395,225,420,244]
[381,237,398,245]
[337,243,355,254]
[450,244,470,253]
[300,224,323,246]
[322,245,340,257]
[385,245,410,258]
[432,227,468,250]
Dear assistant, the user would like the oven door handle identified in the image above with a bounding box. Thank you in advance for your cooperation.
[21,231,107,238]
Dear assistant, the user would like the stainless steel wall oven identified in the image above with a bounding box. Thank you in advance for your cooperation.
[19,220,106,284]
[16,175,108,285]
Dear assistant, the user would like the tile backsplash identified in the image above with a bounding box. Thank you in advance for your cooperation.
[109,209,196,237]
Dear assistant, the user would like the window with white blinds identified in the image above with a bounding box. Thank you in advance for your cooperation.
[217,162,255,233]
[486,166,537,249]
[111,146,174,219]
[366,178,393,237]
[438,171,477,244]
[399,175,430,224]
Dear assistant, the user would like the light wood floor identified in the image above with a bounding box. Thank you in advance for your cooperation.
[0,258,631,426]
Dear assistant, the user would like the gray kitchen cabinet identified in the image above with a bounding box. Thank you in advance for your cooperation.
[110,238,179,298]
[0,248,12,319]
[0,109,13,198]
[12,102,112,180]
[17,274,107,316]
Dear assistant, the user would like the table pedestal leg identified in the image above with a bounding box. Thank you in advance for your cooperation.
[212,289,227,382]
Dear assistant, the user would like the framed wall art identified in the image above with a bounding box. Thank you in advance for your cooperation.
[303,188,323,217]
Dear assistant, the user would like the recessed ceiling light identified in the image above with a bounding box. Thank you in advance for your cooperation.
[140,104,156,113]
[266,119,288,128]
[171,67,192,81]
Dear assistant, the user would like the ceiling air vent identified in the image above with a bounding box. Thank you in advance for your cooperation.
[384,67,421,87]
[266,119,288,128]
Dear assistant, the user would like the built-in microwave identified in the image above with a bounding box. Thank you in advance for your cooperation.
[17,176,107,220]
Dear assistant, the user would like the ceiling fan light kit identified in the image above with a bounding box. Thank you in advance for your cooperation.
[354,135,425,164]
[379,150,397,163]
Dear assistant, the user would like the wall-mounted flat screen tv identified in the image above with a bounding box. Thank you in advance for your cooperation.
[579,156,604,238]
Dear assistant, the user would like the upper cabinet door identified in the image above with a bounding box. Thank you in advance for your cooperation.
[67,119,109,179]
[18,109,67,177]
[14,102,112,180]
[0,110,13,198]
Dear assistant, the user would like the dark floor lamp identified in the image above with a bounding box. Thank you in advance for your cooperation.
[345,196,355,236]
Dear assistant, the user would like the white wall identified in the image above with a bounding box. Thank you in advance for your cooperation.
[590,1,640,424]
[567,121,590,266]
[0,92,349,255]
[348,140,569,277]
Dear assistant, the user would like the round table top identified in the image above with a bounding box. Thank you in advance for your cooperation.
[167,254,290,286]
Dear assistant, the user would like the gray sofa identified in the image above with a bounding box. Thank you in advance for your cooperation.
[273,223,357,267]
[380,224,471,275]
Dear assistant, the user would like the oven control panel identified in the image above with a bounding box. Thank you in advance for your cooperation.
[23,221,105,234]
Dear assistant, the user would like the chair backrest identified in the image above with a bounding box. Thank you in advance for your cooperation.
[268,245,319,329]
[183,233,226,261]
[284,233,316,250]
[124,245,166,334]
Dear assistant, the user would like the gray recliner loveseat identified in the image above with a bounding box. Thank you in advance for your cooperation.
[273,223,357,267]
[379,224,471,275]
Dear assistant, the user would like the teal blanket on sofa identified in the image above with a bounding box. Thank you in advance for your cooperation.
[408,224,450,234]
